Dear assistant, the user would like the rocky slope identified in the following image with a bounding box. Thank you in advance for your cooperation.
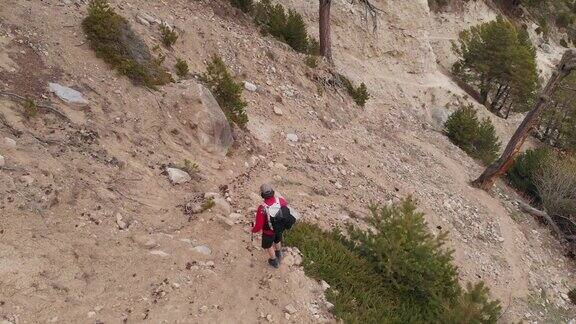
[0,0,575,323]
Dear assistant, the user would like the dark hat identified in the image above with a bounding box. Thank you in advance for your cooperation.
[260,183,274,198]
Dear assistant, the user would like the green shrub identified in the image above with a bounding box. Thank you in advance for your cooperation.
[305,55,317,68]
[82,0,171,88]
[285,198,501,323]
[445,105,501,165]
[340,75,370,107]
[22,98,38,119]
[182,159,199,175]
[229,0,253,13]
[160,24,178,47]
[253,0,314,54]
[556,12,574,28]
[507,148,551,202]
[200,55,248,128]
[175,58,189,78]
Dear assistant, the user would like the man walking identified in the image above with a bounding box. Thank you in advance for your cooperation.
[251,184,287,268]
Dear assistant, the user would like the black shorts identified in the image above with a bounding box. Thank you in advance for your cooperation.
[262,232,282,249]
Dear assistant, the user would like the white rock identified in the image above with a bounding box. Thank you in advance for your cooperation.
[334,182,343,189]
[166,167,191,185]
[286,133,298,142]
[136,15,150,26]
[320,280,330,291]
[116,213,128,230]
[87,311,96,318]
[284,304,297,315]
[217,215,234,229]
[192,245,212,256]
[266,314,273,322]
[132,234,157,249]
[48,82,89,105]
[273,106,283,116]
[212,197,232,215]
[325,301,335,309]
[0,155,4,168]
[244,81,258,92]
[140,13,161,24]
[150,250,169,257]
[4,137,16,148]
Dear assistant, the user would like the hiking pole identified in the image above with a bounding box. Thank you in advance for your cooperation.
[249,222,255,268]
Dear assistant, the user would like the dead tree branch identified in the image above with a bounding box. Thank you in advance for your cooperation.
[518,201,567,243]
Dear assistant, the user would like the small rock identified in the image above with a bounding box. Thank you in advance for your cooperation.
[284,304,297,315]
[0,155,5,168]
[228,213,243,220]
[212,196,232,215]
[266,314,273,322]
[217,215,234,229]
[166,167,191,185]
[132,234,158,249]
[136,15,150,26]
[87,311,96,318]
[320,280,330,291]
[48,82,89,105]
[19,175,34,186]
[541,43,552,54]
[4,137,16,148]
[192,245,212,256]
[286,133,298,142]
[139,12,161,24]
[150,250,170,257]
[244,81,258,92]
[325,301,335,309]
[199,305,208,313]
[116,213,128,230]
[273,106,283,116]
[334,182,343,189]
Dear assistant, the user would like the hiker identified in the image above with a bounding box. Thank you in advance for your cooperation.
[251,184,288,268]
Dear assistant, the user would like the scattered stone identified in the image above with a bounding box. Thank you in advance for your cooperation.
[48,82,89,105]
[19,175,34,186]
[217,215,234,229]
[0,155,5,168]
[286,133,298,142]
[166,167,191,185]
[228,213,243,220]
[212,197,232,216]
[4,137,16,148]
[150,250,169,257]
[244,81,258,92]
[320,280,330,291]
[192,245,212,256]
[136,15,150,26]
[139,12,161,24]
[273,106,283,116]
[132,234,157,249]
[284,304,297,315]
[116,213,128,230]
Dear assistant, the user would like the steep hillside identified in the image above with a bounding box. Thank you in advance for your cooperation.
[0,0,574,323]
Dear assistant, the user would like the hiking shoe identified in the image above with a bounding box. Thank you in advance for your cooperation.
[275,250,282,261]
[268,258,279,268]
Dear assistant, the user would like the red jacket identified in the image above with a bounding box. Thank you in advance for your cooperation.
[252,196,287,236]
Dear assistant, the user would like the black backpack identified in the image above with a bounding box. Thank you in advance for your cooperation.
[263,198,296,233]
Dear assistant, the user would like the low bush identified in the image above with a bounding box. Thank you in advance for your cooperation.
[340,75,370,107]
[160,24,178,47]
[200,55,248,128]
[229,0,253,13]
[536,156,576,229]
[445,105,501,165]
[253,0,316,54]
[182,159,199,175]
[428,0,449,11]
[22,98,38,119]
[305,55,317,68]
[285,198,501,323]
[556,12,574,28]
[175,58,189,78]
[507,147,551,202]
[82,0,171,88]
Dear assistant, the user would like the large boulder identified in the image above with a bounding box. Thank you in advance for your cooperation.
[163,80,234,155]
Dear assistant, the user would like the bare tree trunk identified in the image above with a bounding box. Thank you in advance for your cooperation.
[472,49,576,191]
[490,83,506,111]
[319,0,333,63]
